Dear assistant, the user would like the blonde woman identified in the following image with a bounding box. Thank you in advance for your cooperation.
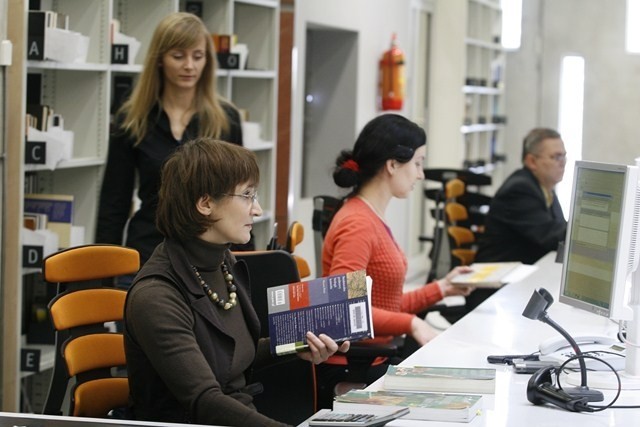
[97,12,249,267]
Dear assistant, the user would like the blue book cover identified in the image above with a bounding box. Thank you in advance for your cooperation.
[24,193,73,249]
[266,269,373,355]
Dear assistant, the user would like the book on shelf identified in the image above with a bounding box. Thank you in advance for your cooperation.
[450,261,523,288]
[23,212,48,231]
[26,104,52,132]
[24,193,74,249]
[266,269,373,356]
[383,366,496,394]
[333,389,483,423]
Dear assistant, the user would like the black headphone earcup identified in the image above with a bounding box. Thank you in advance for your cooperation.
[526,366,555,405]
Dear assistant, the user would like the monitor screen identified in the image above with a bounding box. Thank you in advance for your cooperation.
[559,161,639,320]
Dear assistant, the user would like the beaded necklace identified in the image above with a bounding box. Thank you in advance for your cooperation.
[191,263,238,310]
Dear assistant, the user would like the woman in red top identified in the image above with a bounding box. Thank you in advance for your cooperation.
[317,114,473,407]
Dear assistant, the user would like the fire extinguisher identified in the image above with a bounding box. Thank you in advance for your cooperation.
[379,33,405,110]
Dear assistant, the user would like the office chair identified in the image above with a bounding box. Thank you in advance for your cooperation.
[312,195,344,275]
[42,244,140,418]
[286,221,311,278]
[447,226,477,267]
[445,177,465,200]
[232,249,316,425]
[422,171,491,281]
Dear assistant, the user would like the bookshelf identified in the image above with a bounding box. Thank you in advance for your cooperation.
[2,0,279,411]
[462,0,506,177]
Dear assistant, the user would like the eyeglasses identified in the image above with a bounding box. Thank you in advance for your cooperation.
[223,192,259,204]
[536,153,567,163]
[549,153,567,162]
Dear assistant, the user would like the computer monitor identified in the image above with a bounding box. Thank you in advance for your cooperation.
[559,160,640,388]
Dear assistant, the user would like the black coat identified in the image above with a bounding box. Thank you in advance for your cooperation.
[475,167,567,265]
[124,238,289,426]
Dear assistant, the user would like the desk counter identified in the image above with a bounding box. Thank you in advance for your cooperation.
[360,252,639,426]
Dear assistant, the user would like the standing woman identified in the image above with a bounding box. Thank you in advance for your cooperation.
[317,114,473,407]
[96,12,249,266]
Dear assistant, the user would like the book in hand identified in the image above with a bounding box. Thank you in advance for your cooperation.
[309,407,409,427]
[450,262,523,288]
[333,390,483,423]
[383,366,496,394]
[266,269,373,356]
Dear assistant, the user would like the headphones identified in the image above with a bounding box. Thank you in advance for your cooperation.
[526,366,593,412]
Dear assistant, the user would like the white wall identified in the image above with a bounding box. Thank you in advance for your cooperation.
[505,0,640,181]
[290,0,432,278]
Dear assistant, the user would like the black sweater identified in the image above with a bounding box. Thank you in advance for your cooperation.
[96,103,243,264]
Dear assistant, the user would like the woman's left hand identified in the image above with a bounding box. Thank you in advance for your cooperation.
[438,266,475,297]
[297,332,350,364]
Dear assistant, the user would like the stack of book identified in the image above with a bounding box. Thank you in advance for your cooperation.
[333,390,482,423]
[383,366,496,394]
[332,365,496,423]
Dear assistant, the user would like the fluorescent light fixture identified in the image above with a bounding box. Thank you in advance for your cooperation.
[557,55,585,216]
[501,0,522,50]
[626,0,640,53]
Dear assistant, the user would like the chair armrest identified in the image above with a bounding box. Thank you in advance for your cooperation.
[347,341,399,358]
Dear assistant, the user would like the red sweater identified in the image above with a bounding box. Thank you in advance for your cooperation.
[323,197,443,340]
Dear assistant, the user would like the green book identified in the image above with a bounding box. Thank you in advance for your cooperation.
[333,389,483,423]
[383,366,496,394]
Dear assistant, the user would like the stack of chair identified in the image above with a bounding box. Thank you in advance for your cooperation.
[444,178,478,267]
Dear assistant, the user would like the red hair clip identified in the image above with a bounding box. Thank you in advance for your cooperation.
[343,159,360,172]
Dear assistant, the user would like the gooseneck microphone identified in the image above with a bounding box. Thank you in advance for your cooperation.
[522,288,604,405]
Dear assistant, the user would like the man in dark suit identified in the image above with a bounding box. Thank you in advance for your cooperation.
[465,128,568,312]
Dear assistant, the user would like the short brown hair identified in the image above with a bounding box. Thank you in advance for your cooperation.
[156,138,259,241]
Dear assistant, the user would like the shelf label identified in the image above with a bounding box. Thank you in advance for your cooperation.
[23,245,44,268]
[25,140,46,164]
[21,348,41,373]
[111,44,129,64]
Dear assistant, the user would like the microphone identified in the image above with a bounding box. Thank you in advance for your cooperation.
[522,288,604,403]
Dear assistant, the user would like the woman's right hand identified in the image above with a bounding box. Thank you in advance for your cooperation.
[410,316,439,346]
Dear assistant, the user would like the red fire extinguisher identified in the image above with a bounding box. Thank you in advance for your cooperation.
[379,33,405,110]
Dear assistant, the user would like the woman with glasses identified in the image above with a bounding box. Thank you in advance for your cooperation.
[96,12,251,268]
[124,138,349,426]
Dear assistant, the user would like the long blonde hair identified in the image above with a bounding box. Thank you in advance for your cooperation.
[119,12,230,144]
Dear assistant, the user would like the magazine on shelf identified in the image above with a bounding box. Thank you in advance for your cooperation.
[266,269,373,356]
[333,389,483,423]
[383,365,496,394]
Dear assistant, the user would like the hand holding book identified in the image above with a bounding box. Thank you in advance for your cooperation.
[297,331,351,364]
[266,269,374,356]
[438,265,475,296]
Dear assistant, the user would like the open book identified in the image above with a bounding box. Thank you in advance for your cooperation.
[266,269,373,356]
[450,262,523,288]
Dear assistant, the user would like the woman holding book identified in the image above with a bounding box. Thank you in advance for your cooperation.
[96,12,251,268]
[317,114,474,407]
[124,138,349,426]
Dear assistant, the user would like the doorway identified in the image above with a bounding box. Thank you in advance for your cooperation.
[301,26,358,199]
